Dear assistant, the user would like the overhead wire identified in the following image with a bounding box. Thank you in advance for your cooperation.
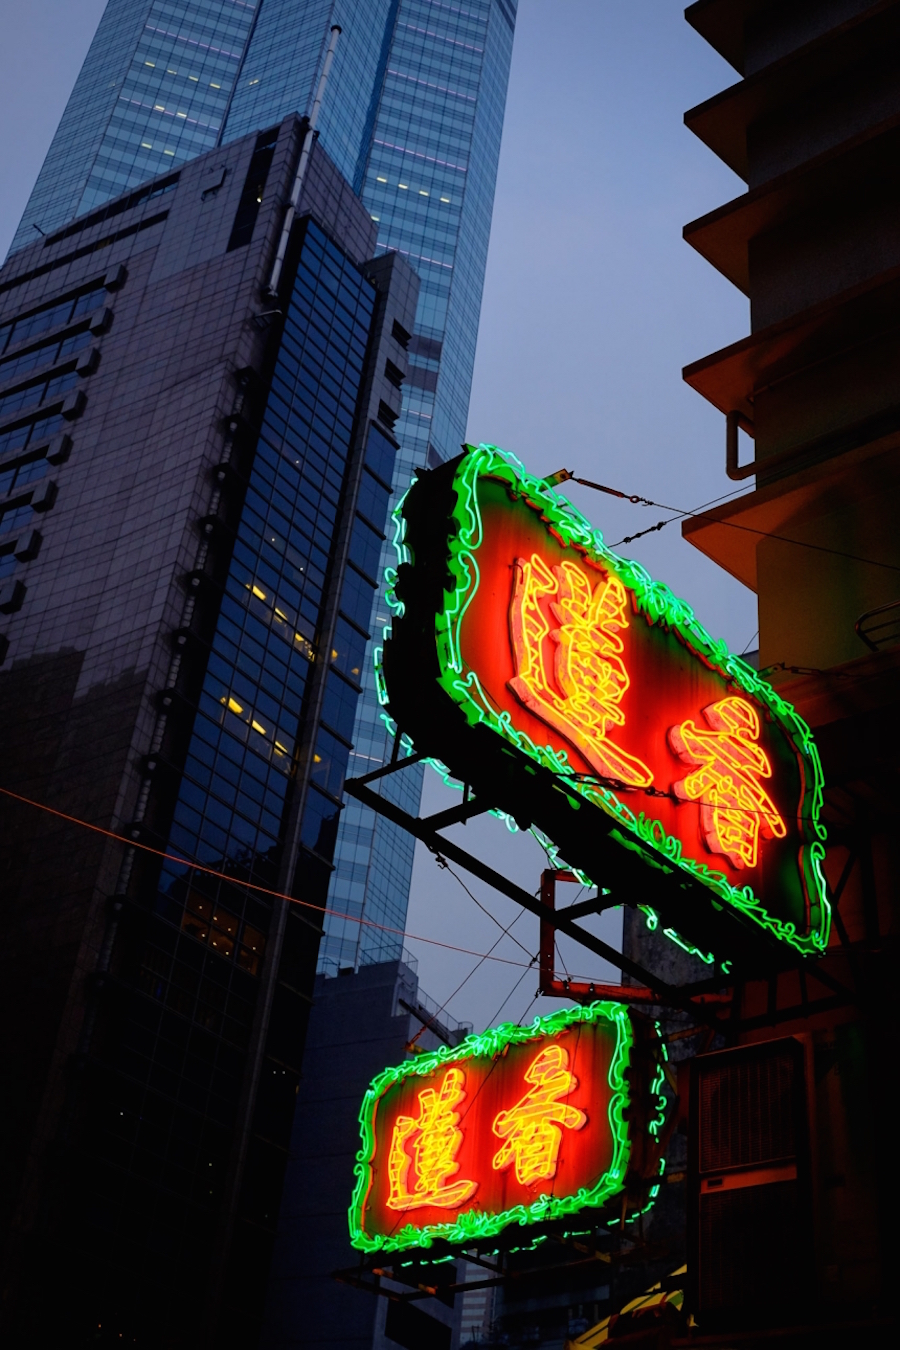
[406,868,535,1047]
[0,783,540,976]
[567,472,900,572]
[484,960,536,1029]
[434,852,533,961]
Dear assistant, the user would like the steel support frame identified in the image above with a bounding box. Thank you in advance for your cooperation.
[343,754,856,1033]
[344,764,726,1028]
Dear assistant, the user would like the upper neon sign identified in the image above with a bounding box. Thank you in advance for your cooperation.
[379,444,828,963]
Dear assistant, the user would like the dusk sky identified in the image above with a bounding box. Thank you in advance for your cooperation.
[0,2,754,1033]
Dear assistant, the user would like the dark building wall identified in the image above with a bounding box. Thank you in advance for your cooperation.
[679,0,899,1336]
[0,117,417,1348]
[262,959,464,1350]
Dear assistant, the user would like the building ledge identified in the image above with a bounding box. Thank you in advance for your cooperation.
[768,642,900,730]
[681,435,899,591]
[683,258,900,419]
[685,1,900,180]
[683,109,900,293]
[685,0,777,75]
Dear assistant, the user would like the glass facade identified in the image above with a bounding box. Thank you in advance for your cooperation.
[321,0,517,972]
[9,1,260,252]
[222,0,398,187]
[81,219,390,1317]
[10,0,516,979]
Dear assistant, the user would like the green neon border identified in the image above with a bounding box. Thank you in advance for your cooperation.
[349,1001,634,1253]
[379,443,829,958]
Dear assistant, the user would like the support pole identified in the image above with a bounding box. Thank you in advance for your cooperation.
[266,25,341,297]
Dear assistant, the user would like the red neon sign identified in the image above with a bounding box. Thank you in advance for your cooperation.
[380,445,829,960]
[459,495,798,888]
[350,1004,645,1252]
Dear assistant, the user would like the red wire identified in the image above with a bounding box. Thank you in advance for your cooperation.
[0,783,534,972]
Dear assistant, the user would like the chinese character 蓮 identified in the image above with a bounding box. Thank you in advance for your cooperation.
[387,1067,478,1212]
[508,554,653,788]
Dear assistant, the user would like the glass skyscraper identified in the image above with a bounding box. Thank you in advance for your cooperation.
[321,0,518,973]
[11,0,516,978]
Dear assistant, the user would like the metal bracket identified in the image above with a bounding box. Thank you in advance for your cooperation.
[344,774,727,1028]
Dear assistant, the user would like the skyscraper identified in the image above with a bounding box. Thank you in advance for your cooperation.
[9,0,518,976]
[320,1,517,974]
[0,119,418,1346]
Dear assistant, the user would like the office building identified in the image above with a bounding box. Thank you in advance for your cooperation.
[262,956,470,1349]
[0,118,417,1346]
[9,0,518,979]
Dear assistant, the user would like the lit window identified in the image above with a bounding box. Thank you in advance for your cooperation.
[371,215,380,222]
[176,111,187,118]
[440,196,451,203]
[210,82,221,89]
[167,68,176,75]
[188,75,199,82]
[251,584,266,600]
[251,719,267,736]
[398,183,408,190]
[141,142,152,149]
[145,61,155,67]
[377,176,387,183]
[419,190,429,196]
[154,104,165,111]
[248,78,259,86]
[163,150,175,156]
[227,697,243,715]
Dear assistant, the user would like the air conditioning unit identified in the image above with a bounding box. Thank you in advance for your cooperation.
[689,1036,813,1330]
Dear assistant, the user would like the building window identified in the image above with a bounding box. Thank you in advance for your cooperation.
[0,369,79,422]
[0,327,92,385]
[0,284,104,354]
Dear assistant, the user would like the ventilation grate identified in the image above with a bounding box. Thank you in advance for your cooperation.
[699,1048,796,1172]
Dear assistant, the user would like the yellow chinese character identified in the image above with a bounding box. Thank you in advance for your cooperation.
[492,1044,587,1187]
[387,1067,478,1212]
[669,696,786,870]
[509,554,653,788]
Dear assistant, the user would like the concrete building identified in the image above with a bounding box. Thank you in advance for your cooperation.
[677,0,898,1331]
[0,119,417,1347]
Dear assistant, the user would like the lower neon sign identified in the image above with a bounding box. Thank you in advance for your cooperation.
[349,1003,661,1253]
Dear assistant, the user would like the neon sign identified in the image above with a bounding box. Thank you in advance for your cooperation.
[379,443,828,963]
[350,1002,664,1253]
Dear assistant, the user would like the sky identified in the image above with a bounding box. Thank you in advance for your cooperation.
[0,2,756,1035]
